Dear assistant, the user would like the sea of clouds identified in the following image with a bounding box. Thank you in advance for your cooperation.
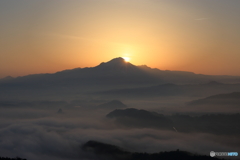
[0,107,239,160]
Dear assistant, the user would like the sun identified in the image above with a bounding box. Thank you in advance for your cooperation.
[122,57,130,62]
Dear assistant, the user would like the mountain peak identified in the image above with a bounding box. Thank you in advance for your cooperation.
[205,81,223,85]
[97,100,127,109]
[105,57,126,65]
[0,76,14,82]
[97,57,132,68]
[109,57,125,63]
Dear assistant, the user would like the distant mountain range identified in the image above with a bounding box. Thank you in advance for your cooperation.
[1,57,240,87]
[1,57,240,99]
[0,58,162,88]
[188,92,240,106]
[186,92,240,114]
[96,81,240,98]
[96,100,127,110]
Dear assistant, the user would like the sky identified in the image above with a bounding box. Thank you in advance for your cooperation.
[0,0,240,78]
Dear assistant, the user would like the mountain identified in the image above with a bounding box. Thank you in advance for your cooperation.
[96,100,127,109]
[0,76,14,82]
[1,57,240,99]
[82,140,223,160]
[106,108,173,130]
[188,92,240,106]
[0,57,161,89]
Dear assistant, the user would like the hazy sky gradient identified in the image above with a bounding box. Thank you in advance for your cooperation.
[1,0,240,78]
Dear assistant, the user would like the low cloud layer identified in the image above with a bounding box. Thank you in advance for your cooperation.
[0,107,239,160]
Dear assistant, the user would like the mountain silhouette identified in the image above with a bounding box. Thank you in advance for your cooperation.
[188,92,240,106]
[97,82,240,98]
[98,57,130,67]
[96,100,127,109]
[0,57,161,88]
[0,76,14,82]
[203,81,223,85]
[96,57,145,74]
[1,58,239,87]
[1,57,240,99]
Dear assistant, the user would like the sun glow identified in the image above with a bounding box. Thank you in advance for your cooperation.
[122,57,130,62]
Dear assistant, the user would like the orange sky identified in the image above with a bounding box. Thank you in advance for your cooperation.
[1,0,240,78]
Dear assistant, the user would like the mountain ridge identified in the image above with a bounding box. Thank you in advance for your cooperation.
[1,58,240,99]
[188,92,240,106]
[1,57,239,84]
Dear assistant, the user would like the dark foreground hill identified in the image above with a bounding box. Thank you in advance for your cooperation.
[82,140,223,160]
